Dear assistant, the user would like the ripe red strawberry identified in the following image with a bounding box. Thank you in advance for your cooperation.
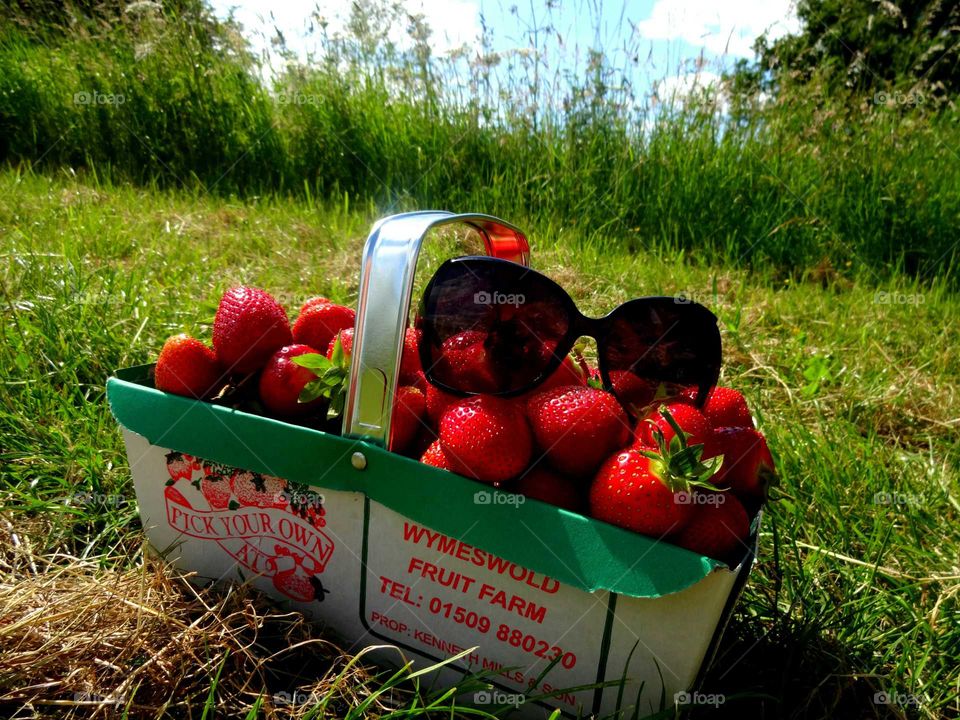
[389,386,427,453]
[292,302,355,357]
[710,427,777,500]
[425,383,459,427]
[326,327,355,359]
[213,287,292,374]
[420,440,452,471]
[325,326,419,384]
[258,344,327,417]
[439,396,533,483]
[435,330,498,393]
[606,370,658,411]
[683,386,753,428]
[230,471,287,509]
[609,373,687,411]
[589,406,724,537]
[673,491,750,560]
[200,474,232,509]
[536,355,587,394]
[299,296,330,313]
[155,334,223,399]
[515,465,583,512]
[399,327,423,384]
[526,386,631,478]
[635,402,713,451]
[589,449,695,536]
[408,370,428,394]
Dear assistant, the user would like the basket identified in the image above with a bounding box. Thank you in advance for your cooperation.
[107,211,756,718]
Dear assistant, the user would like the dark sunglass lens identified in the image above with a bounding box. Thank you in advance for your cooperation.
[418,259,572,395]
[600,299,721,409]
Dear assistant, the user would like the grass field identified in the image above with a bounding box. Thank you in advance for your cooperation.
[3,3,960,285]
[1,166,958,718]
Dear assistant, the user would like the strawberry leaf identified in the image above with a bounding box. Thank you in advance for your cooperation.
[330,336,346,366]
[293,353,333,372]
[326,387,346,420]
[299,379,327,403]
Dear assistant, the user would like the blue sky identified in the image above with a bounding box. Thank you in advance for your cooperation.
[209,0,799,96]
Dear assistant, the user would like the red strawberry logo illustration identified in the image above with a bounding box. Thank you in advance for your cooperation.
[200,473,233,509]
[285,482,326,529]
[231,471,288,509]
[165,452,195,481]
[161,455,335,597]
[270,546,330,602]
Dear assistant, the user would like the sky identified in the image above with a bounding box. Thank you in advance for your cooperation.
[208,0,800,97]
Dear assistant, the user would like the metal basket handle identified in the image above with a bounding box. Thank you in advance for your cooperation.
[342,211,529,446]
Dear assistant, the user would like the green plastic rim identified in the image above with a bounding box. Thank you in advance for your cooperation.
[107,364,735,598]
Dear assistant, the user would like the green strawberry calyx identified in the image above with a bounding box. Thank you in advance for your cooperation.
[292,337,349,420]
[639,404,724,496]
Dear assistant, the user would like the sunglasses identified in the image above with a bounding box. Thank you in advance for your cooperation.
[416,257,722,408]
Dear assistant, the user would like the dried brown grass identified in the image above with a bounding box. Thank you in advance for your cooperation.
[0,523,396,719]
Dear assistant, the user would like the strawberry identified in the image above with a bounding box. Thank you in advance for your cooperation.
[258,344,327,417]
[515,465,583,512]
[673,491,750,561]
[299,296,330,313]
[389,385,427,453]
[408,370,428,395]
[590,450,694,536]
[526,386,631,478]
[635,402,713,452]
[325,327,354,359]
[213,287,292,375]
[609,373,687,412]
[292,302,355,357]
[535,354,587,394]
[165,451,196,481]
[439,396,533,483]
[589,406,723,537]
[231,471,287,509]
[435,330,498,393]
[420,440,452,471]
[425,383,459,427]
[155,334,223,399]
[683,386,753,428]
[710,427,777,500]
[200,474,232,509]
[399,327,423,384]
[324,326,419,387]
[606,370,658,411]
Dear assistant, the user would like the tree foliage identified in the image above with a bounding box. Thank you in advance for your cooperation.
[747,0,960,107]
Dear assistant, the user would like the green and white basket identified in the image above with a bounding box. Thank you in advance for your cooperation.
[108,211,757,718]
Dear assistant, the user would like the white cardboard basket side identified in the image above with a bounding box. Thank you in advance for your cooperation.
[122,429,753,719]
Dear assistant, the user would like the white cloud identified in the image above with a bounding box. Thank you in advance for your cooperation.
[210,0,481,61]
[635,0,801,58]
[404,0,481,53]
[656,70,722,100]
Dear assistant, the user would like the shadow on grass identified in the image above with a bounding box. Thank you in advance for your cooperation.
[690,604,904,720]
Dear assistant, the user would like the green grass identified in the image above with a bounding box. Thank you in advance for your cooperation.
[1,167,958,718]
[2,2,960,282]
